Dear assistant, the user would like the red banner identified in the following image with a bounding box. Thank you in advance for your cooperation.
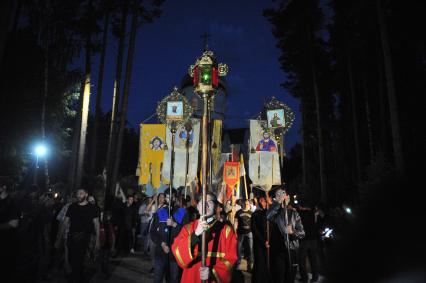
[223,162,240,188]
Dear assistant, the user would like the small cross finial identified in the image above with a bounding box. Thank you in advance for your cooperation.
[201,32,211,51]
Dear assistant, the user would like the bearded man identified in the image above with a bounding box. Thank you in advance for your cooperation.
[56,188,100,283]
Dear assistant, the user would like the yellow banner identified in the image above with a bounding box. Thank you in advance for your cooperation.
[212,119,222,176]
[139,124,166,188]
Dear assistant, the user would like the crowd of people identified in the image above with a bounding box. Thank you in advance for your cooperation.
[1,177,345,283]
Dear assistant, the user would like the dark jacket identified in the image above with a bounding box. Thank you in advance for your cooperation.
[298,208,318,241]
[251,208,267,245]
[267,202,305,250]
[149,205,188,260]
[122,204,137,230]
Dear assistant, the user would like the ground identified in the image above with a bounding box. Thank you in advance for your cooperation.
[40,251,324,282]
[91,253,324,283]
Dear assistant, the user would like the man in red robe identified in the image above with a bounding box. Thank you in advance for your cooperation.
[172,192,237,283]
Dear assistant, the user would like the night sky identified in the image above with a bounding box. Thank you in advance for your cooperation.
[92,0,301,150]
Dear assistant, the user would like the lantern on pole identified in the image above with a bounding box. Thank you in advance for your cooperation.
[189,50,228,96]
[189,50,228,275]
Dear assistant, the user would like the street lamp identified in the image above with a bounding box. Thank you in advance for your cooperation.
[344,206,352,215]
[35,144,48,158]
[33,143,48,184]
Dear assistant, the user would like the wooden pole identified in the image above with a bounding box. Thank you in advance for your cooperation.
[241,154,248,199]
[230,187,236,224]
[272,154,274,189]
[208,101,213,196]
[169,129,176,216]
[168,128,176,282]
[183,129,190,199]
[201,94,209,278]
[258,153,261,181]
[266,191,270,271]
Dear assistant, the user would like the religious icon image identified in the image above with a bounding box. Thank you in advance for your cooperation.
[225,166,237,179]
[267,109,285,129]
[176,127,194,149]
[149,136,164,151]
[256,130,277,152]
[166,101,184,120]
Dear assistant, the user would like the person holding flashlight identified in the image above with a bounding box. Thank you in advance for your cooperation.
[267,188,305,283]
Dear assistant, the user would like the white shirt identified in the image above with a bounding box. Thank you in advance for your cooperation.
[139,204,153,224]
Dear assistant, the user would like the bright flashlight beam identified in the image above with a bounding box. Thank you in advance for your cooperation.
[345,207,352,214]
[35,145,47,157]
[325,229,333,238]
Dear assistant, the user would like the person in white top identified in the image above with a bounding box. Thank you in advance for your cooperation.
[138,196,156,255]
[250,198,257,213]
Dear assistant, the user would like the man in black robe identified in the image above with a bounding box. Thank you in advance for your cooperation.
[251,196,270,282]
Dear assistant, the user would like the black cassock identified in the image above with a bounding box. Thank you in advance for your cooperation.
[251,208,270,283]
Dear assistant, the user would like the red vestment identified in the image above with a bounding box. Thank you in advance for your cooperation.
[172,219,237,283]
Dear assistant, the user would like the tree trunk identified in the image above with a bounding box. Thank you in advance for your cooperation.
[300,99,307,187]
[311,63,326,204]
[75,1,93,189]
[111,10,138,193]
[306,23,327,204]
[0,0,14,67]
[90,11,109,182]
[377,0,404,174]
[347,54,361,184]
[377,57,390,156]
[41,35,50,190]
[362,76,375,162]
[68,84,83,193]
[105,6,127,195]
[11,0,21,36]
[40,1,50,190]
[75,66,91,189]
